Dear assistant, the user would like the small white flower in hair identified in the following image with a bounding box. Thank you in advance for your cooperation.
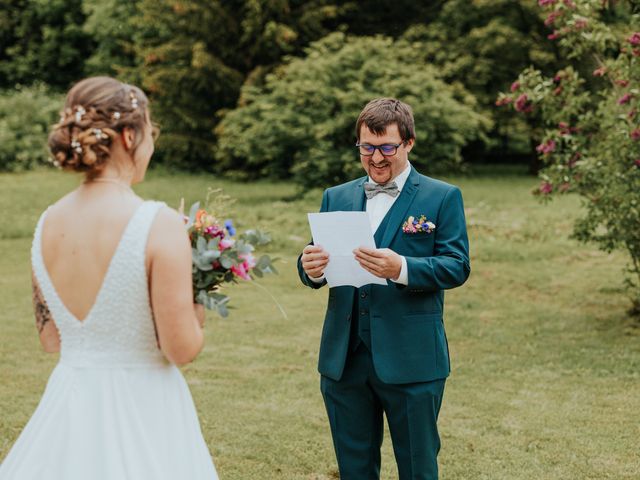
[112,111,121,120]
[130,92,139,109]
[93,128,106,139]
[71,139,82,154]
[74,106,86,123]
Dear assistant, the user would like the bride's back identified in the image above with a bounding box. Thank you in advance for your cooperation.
[42,190,143,322]
[31,76,204,366]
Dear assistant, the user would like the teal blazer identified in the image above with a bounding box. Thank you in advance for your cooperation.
[298,167,470,384]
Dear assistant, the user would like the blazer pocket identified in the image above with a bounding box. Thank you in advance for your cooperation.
[403,312,441,324]
[401,232,434,240]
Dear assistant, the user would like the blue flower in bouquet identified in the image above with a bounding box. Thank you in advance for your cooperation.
[224,219,236,236]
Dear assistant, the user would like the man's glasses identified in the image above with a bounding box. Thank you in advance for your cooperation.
[356,142,403,157]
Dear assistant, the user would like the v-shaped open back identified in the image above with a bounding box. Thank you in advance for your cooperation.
[31,200,167,367]
[34,202,147,325]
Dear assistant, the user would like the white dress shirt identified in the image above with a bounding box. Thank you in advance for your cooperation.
[310,163,411,285]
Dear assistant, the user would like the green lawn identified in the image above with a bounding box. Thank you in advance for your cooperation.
[1,168,639,479]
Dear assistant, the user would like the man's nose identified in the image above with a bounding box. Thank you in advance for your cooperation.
[371,148,385,162]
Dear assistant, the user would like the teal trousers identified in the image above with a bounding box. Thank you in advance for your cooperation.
[320,345,446,480]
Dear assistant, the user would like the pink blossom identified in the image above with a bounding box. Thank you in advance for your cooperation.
[545,11,563,26]
[231,254,256,280]
[631,129,640,141]
[510,81,520,92]
[628,109,637,120]
[563,0,576,7]
[536,139,556,154]
[538,0,558,5]
[218,238,234,251]
[618,93,633,105]
[573,19,588,30]
[495,96,512,106]
[592,66,607,76]
[514,94,532,112]
[539,182,553,195]
[635,159,640,168]
[553,74,562,83]
[231,263,250,280]
[628,33,640,46]
[553,86,563,96]
[547,31,560,40]
[558,122,570,135]
[615,79,630,87]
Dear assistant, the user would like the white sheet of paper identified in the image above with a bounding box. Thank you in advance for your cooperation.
[307,211,387,288]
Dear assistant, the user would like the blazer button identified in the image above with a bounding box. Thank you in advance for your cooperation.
[360,310,367,316]
[360,292,367,299]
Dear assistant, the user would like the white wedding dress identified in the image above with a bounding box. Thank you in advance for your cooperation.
[0,201,218,479]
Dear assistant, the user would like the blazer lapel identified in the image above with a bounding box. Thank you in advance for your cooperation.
[378,167,420,248]
[352,177,367,212]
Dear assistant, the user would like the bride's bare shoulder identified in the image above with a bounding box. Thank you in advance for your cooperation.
[148,205,190,253]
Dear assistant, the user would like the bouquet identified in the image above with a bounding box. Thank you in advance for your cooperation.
[181,195,276,317]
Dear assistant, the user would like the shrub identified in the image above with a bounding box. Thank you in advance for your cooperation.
[0,85,62,171]
[215,32,491,190]
[498,0,640,314]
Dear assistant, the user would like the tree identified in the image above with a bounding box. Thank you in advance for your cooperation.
[216,32,490,190]
[498,0,640,315]
[0,0,91,89]
[402,0,562,170]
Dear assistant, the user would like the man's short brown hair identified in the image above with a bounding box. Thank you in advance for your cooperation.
[355,98,415,143]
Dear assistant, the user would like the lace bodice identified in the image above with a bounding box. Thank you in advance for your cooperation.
[31,201,168,368]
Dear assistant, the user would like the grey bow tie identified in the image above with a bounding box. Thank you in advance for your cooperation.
[364,181,399,199]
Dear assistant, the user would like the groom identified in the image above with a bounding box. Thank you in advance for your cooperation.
[297,98,470,479]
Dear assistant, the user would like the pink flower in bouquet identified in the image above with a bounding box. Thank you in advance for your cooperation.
[628,33,640,46]
[510,81,520,92]
[218,238,234,251]
[632,129,640,141]
[231,254,256,281]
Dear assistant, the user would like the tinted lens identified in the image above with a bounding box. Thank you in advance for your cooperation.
[358,144,375,155]
[380,144,397,155]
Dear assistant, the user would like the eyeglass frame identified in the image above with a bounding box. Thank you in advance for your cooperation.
[355,141,405,157]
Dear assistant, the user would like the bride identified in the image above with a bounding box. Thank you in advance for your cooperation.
[0,77,218,479]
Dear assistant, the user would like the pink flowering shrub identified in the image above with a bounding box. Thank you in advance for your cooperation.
[497,0,640,315]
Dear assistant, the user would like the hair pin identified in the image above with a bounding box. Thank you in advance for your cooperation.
[130,92,139,109]
[112,111,121,120]
[74,106,86,123]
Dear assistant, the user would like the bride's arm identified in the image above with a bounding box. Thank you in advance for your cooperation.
[31,272,61,353]
[147,207,204,366]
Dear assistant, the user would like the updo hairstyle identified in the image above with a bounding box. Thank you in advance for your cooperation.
[48,76,151,179]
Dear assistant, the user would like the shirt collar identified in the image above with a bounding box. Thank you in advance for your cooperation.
[367,162,412,192]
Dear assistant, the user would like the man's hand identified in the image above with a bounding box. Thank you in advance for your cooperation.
[354,247,402,280]
[302,245,330,279]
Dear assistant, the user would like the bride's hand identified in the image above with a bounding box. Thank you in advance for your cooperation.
[193,303,205,328]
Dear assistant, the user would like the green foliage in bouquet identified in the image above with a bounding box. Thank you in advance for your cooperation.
[184,192,277,317]
[498,0,640,315]
[215,32,491,190]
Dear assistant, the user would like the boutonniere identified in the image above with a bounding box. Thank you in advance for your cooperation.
[402,215,436,234]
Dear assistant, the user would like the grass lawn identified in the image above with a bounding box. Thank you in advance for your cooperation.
[1,168,639,479]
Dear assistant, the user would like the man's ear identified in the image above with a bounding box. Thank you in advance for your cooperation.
[405,138,415,153]
[121,127,136,150]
